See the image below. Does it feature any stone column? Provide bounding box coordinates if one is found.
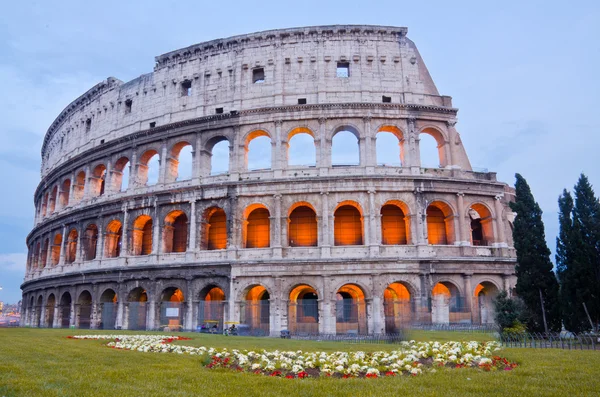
[318,118,330,174]
[419,273,430,323]
[158,140,168,185]
[446,120,459,169]
[68,171,76,206]
[188,200,197,252]
[414,191,427,245]
[407,117,420,174]
[363,116,376,172]
[121,208,129,256]
[82,165,91,200]
[193,134,202,182]
[367,190,378,256]
[69,299,76,327]
[494,195,507,247]
[184,280,194,331]
[58,225,68,267]
[152,202,161,254]
[320,192,330,257]
[456,193,467,245]
[39,303,46,328]
[463,274,473,323]
[273,120,283,177]
[52,302,60,328]
[146,300,156,331]
[96,219,104,259]
[129,149,138,188]
[272,194,282,258]
[116,286,125,329]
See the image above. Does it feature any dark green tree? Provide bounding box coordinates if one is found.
[493,290,527,332]
[509,173,561,332]
[571,174,600,330]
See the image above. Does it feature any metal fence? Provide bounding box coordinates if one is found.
[500,332,600,350]
[289,332,406,344]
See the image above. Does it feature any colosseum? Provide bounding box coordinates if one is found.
[21,25,517,335]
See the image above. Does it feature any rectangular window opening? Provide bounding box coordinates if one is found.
[85,119,91,133]
[253,68,265,84]
[382,96,392,103]
[298,98,307,105]
[149,122,156,128]
[215,107,224,114]
[181,80,192,96]
[124,99,132,114]
[336,62,350,78]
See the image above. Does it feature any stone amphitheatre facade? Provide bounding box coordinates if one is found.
[22,25,517,335]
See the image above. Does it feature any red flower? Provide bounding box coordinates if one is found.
[385,371,396,377]
[298,371,309,379]
[366,373,378,378]
[286,375,294,379]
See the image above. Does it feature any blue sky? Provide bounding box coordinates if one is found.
[0,0,598,303]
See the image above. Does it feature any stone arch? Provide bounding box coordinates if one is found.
[381,200,411,245]
[206,136,230,175]
[98,288,118,330]
[40,239,49,268]
[48,186,58,214]
[198,284,227,331]
[431,280,465,324]
[288,202,318,247]
[426,200,456,245]
[468,202,494,246]
[41,192,49,217]
[59,178,71,207]
[334,201,364,246]
[159,286,185,331]
[163,210,188,253]
[82,224,98,261]
[59,291,72,328]
[244,130,272,171]
[77,290,92,329]
[104,220,123,258]
[419,126,448,168]
[287,127,316,167]
[90,164,107,197]
[202,207,227,250]
[65,228,78,264]
[138,149,160,186]
[376,125,405,166]
[51,233,62,266]
[335,283,368,335]
[331,125,360,166]
[473,281,500,325]
[73,170,86,202]
[243,204,270,248]
[112,156,130,192]
[126,287,148,330]
[240,284,271,335]
[45,293,56,328]
[288,283,319,334]
[132,215,153,255]
[167,140,193,183]
[35,295,43,327]
[384,281,415,333]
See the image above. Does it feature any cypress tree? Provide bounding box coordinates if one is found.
[509,173,561,332]
[571,174,600,330]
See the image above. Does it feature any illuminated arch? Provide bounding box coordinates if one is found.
[104,220,123,258]
[206,136,230,175]
[336,284,367,334]
[132,215,153,255]
[167,141,193,183]
[468,203,494,246]
[426,201,455,245]
[288,202,318,247]
[473,281,500,325]
[164,210,188,253]
[65,229,78,264]
[244,130,272,171]
[376,125,405,166]
[202,207,227,250]
[244,204,270,248]
[51,233,62,266]
[334,201,364,246]
[381,200,410,245]
[59,179,71,207]
[288,284,319,334]
[73,171,86,202]
[287,127,316,167]
[242,285,271,334]
[139,149,160,186]
[91,164,107,197]
[113,156,130,192]
[82,224,98,260]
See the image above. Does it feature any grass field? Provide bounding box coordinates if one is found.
[1,328,599,397]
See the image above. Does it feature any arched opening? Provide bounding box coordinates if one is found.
[332,129,359,166]
[336,284,367,335]
[27,297,34,325]
[40,239,49,268]
[474,282,499,324]
[167,142,193,183]
[59,179,71,207]
[431,282,466,324]
[383,282,413,333]
[198,286,226,332]
[65,229,78,264]
[288,204,318,247]
[45,294,56,328]
[48,186,58,214]
[33,242,41,270]
[208,137,230,175]
[73,171,86,202]
[419,128,446,168]
[376,126,404,166]
[77,291,92,329]
[203,208,227,250]
[83,224,98,261]
[287,129,316,166]
[334,203,363,246]
[469,204,494,246]
[159,287,185,331]
[59,292,72,328]
[91,164,107,197]
[246,132,271,171]
[104,220,122,258]
[113,157,130,192]
[41,193,48,217]
[35,296,43,327]
[426,202,455,245]
[132,215,153,255]
[242,285,270,335]
[244,206,270,248]
[99,289,117,330]
[127,287,148,330]
[163,211,188,253]
[51,234,62,266]
[381,203,409,245]
[288,284,318,334]
[139,150,160,186]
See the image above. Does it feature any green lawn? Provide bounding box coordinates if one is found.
[1,328,599,397]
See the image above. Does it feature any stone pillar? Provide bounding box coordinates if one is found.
[52,303,60,328]
[146,300,156,331]
[456,193,467,245]
[320,192,330,256]
[69,299,76,327]
[82,165,91,200]
[188,200,197,251]
[363,116,376,171]
[116,290,125,329]
[227,143,236,178]
[414,191,427,245]
[152,202,161,254]
[407,117,420,174]
[193,134,202,182]
[367,190,378,256]
[419,273,430,323]
[184,280,194,331]
[58,225,68,267]
[96,220,104,259]
[157,140,168,185]
[463,274,473,323]
[121,208,129,256]
[318,118,330,174]
[75,226,82,263]
[129,149,138,188]
[272,194,282,258]
[39,303,46,328]
[273,120,283,177]
[68,171,76,206]
[446,120,459,169]
[494,195,508,247]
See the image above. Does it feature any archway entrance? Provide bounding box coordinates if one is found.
[336,284,367,335]
[159,287,185,331]
[198,286,226,332]
[288,285,319,334]
[35,296,43,327]
[127,287,147,330]
[474,282,499,324]
[77,291,92,329]
[383,282,412,333]
[431,282,467,324]
[99,289,118,330]
[59,292,72,328]
[45,294,56,328]
[241,285,270,335]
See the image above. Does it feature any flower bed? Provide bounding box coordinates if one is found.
[69,335,517,379]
